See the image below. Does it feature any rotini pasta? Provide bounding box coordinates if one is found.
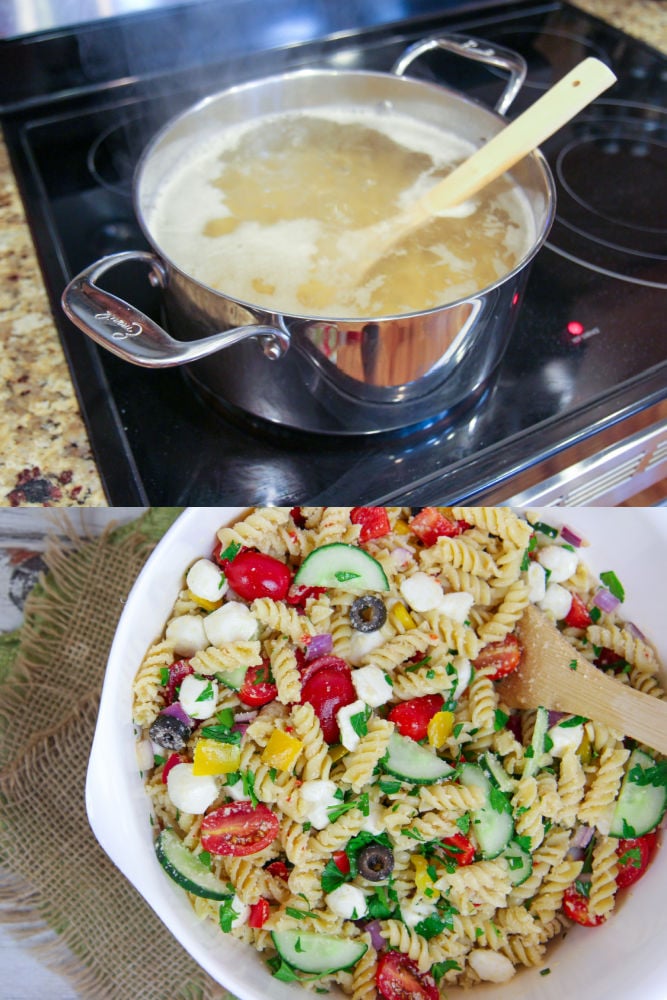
[132,506,665,998]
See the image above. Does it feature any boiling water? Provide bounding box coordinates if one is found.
[148,107,536,318]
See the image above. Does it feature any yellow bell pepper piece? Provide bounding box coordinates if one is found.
[393,519,411,535]
[328,743,349,763]
[390,602,417,631]
[186,588,223,612]
[192,737,241,775]
[427,710,455,748]
[261,729,304,772]
[577,728,593,766]
[412,855,440,899]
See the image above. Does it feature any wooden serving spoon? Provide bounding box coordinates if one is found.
[357,56,617,277]
[497,604,667,756]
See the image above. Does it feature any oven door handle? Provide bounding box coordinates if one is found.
[61,251,290,368]
[392,32,527,116]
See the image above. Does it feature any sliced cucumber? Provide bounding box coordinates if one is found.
[459,762,514,859]
[483,751,515,794]
[155,828,231,899]
[294,543,389,592]
[523,705,549,778]
[609,748,667,838]
[216,664,249,692]
[272,930,367,975]
[499,841,533,886]
[382,730,455,785]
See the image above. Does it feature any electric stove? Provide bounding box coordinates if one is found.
[1,0,665,504]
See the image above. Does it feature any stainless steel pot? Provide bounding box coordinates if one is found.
[62,34,555,435]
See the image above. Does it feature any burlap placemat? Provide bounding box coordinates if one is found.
[0,509,234,1000]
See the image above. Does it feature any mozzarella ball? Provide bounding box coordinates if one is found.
[325,884,369,920]
[167,762,218,814]
[548,720,584,757]
[400,572,444,613]
[352,665,393,707]
[526,561,547,602]
[186,558,227,603]
[539,582,573,620]
[537,544,579,584]
[165,614,208,656]
[438,590,474,623]
[204,601,258,645]
[348,629,385,666]
[299,779,339,829]
[468,950,516,983]
[178,673,218,720]
[337,699,367,752]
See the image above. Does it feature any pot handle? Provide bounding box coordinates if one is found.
[61,250,290,368]
[392,33,527,116]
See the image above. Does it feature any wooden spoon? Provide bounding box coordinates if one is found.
[497,604,667,755]
[358,57,617,276]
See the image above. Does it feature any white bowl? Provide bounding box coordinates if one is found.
[86,506,667,1000]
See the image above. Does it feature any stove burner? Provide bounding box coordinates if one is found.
[546,104,667,287]
[556,125,667,245]
[481,27,608,89]
[87,116,150,195]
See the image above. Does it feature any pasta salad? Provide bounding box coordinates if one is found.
[132,506,666,997]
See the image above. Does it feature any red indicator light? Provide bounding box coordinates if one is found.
[567,320,585,337]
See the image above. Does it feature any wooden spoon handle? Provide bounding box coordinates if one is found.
[528,656,667,755]
[405,57,617,227]
[499,605,667,756]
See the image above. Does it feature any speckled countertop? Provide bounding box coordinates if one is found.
[0,0,665,507]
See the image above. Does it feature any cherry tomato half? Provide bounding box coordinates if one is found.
[562,884,606,927]
[439,833,475,867]
[387,694,444,742]
[299,653,351,687]
[225,551,292,601]
[285,583,327,608]
[332,849,351,874]
[350,506,391,541]
[301,667,357,743]
[409,507,468,547]
[265,859,290,881]
[165,659,194,703]
[248,897,270,928]
[376,951,439,1000]
[616,831,659,888]
[161,752,184,784]
[201,801,279,856]
[474,634,522,681]
[564,593,593,629]
[239,660,278,707]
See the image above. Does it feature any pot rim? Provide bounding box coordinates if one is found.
[132,66,557,324]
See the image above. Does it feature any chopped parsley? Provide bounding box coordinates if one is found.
[599,570,625,602]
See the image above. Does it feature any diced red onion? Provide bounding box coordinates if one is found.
[593,587,621,614]
[161,702,193,727]
[626,621,646,641]
[232,722,250,737]
[364,919,387,951]
[306,633,333,660]
[571,825,595,850]
[233,709,258,724]
[547,710,567,727]
[560,524,585,548]
[391,546,413,567]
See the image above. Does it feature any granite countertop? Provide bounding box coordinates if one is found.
[0,0,665,507]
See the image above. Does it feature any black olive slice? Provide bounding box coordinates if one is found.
[356,842,394,881]
[349,595,387,633]
[149,713,191,750]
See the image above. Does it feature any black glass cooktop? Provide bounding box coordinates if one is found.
[1,0,665,503]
